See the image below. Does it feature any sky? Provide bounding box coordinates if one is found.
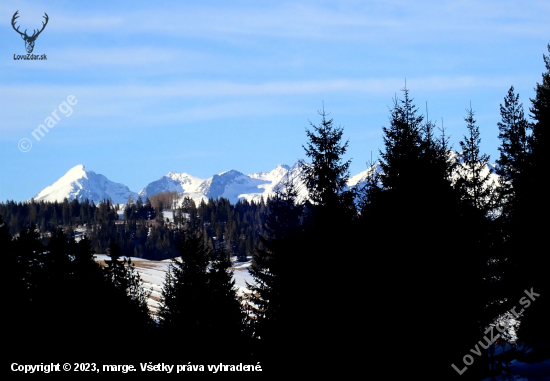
[1,0,549,202]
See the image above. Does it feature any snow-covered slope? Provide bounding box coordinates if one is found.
[347,162,382,188]
[33,165,138,204]
[93,254,254,316]
[244,161,309,203]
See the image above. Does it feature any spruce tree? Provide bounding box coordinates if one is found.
[456,104,506,333]
[104,240,128,290]
[246,176,302,357]
[511,45,550,347]
[297,106,359,368]
[529,44,550,164]
[302,106,353,216]
[379,88,424,192]
[456,104,497,214]
[495,86,531,216]
[494,86,532,300]
[359,86,488,379]
[207,246,247,352]
[103,240,152,341]
[157,230,211,353]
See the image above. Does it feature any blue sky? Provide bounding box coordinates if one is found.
[1,0,549,201]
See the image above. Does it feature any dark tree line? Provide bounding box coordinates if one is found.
[0,198,104,234]
[174,196,267,262]
[1,194,267,262]
[3,217,154,362]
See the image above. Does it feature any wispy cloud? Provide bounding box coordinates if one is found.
[0,73,532,136]
[5,1,548,42]
[0,75,527,100]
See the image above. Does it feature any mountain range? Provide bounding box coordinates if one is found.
[32,161,375,206]
[31,153,498,206]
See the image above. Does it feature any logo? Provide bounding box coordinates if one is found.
[11,10,48,54]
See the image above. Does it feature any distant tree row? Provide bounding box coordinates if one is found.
[174,196,267,262]
[0,193,267,261]
[0,198,112,234]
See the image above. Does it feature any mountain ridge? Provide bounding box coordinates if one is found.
[31,154,497,206]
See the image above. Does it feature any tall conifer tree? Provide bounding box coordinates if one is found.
[302,106,354,218]
[456,104,497,214]
[361,86,488,379]
[158,231,211,354]
[510,45,550,346]
[246,177,302,357]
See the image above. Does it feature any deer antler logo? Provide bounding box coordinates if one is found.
[12,11,49,54]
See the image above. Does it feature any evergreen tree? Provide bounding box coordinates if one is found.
[207,246,247,352]
[294,106,358,368]
[456,104,498,214]
[529,44,550,165]
[301,106,353,217]
[358,86,488,379]
[455,104,506,332]
[158,230,211,354]
[104,240,127,290]
[511,45,550,347]
[246,177,302,357]
[379,88,424,191]
[495,86,531,218]
[94,240,150,346]
[494,86,532,302]
[104,241,152,323]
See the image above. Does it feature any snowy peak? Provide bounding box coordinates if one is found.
[218,169,243,177]
[166,171,203,186]
[63,164,88,181]
[139,171,205,199]
[33,165,138,205]
[250,164,292,180]
[198,170,248,199]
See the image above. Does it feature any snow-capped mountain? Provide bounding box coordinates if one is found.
[138,161,310,205]
[139,171,206,199]
[32,165,138,205]
[242,161,309,203]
